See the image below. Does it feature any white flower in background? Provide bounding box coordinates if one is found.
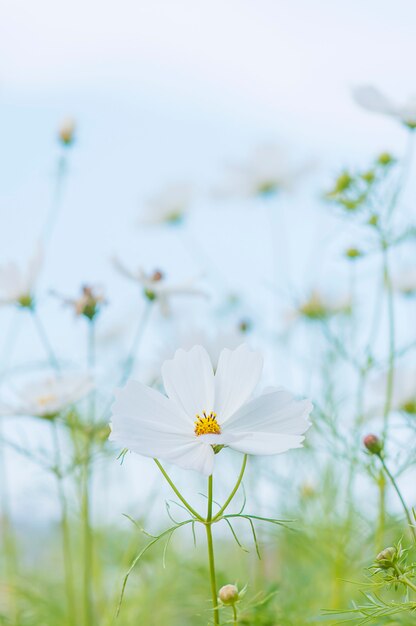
[52,284,106,320]
[288,290,352,322]
[0,244,43,308]
[352,85,416,129]
[391,269,416,297]
[138,183,191,226]
[366,369,416,418]
[0,373,93,419]
[58,117,76,147]
[110,344,312,475]
[217,144,312,199]
[113,257,207,315]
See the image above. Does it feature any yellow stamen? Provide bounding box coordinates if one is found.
[37,394,56,407]
[194,411,221,436]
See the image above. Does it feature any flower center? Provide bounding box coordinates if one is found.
[194,411,221,436]
[37,393,56,407]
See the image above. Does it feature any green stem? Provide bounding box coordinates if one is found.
[232,604,238,626]
[81,450,93,626]
[393,564,416,593]
[83,320,95,626]
[43,153,68,245]
[375,469,386,553]
[51,421,76,626]
[206,475,220,626]
[0,423,19,623]
[31,309,60,372]
[379,455,416,543]
[154,459,203,521]
[381,246,395,441]
[119,302,153,386]
[213,455,247,521]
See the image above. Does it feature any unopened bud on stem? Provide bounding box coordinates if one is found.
[363,433,383,455]
[218,584,239,605]
[376,546,397,569]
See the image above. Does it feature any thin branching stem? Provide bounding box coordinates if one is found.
[378,454,416,544]
[154,459,203,521]
[213,455,247,521]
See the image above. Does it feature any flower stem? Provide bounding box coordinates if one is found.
[213,455,247,521]
[51,421,76,626]
[119,302,153,386]
[378,454,416,543]
[83,319,95,626]
[31,309,60,372]
[154,459,203,521]
[381,245,395,441]
[232,604,238,626]
[81,451,93,626]
[43,153,68,245]
[206,474,220,626]
[393,563,416,593]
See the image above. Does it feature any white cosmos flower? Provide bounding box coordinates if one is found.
[366,369,416,418]
[352,85,416,129]
[287,290,352,323]
[217,144,312,199]
[110,344,312,476]
[391,269,416,297]
[138,183,191,226]
[0,244,43,307]
[113,257,207,315]
[0,373,93,419]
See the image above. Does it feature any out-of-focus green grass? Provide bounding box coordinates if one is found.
[0,460,409,626]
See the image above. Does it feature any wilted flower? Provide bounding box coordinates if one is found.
[110,344,312,475]
[0,244,42,308]
[113,257,207,315]
[217,144,311,200]
[58,118,76,146]
[138,183,191,226]
[0,373,93,420]
[352,85,416,130]
[54,285,106,321]
[218,584,239,605]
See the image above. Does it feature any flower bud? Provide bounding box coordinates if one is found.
[368,214,379,227]
[238,319,252,334]
[58,118,76,147]
[334,172,353,193]
[376,546,397,569]
[361,170,375,184]
[377,152,394,167]
[218,584,239,605]
[345,247,362,260]
[363,433,383,455]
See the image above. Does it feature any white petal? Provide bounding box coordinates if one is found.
[110,382,215,474]
[111,380,190,434]
[162,345,215,418]
[222,388,312,456]
[230,432,305,455]
[165,440,215,475]
[352,85,396,116]
[224,387,312,433]
[214,344,263,423]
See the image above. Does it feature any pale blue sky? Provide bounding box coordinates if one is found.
[1,0,416,521]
